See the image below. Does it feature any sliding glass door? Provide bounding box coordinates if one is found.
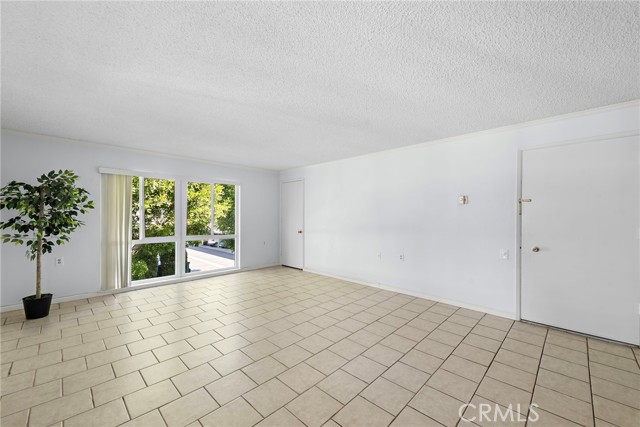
[130,176,238,285]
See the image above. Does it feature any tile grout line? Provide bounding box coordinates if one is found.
[534,366,590,392]
[589,358,640,376]
[524,326,548,427]
[585,340,599,427]
[119,391,134,425]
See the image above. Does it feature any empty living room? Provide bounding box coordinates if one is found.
[1,2,639,427]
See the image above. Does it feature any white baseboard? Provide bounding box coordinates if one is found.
[303,267,518,320]
[0,263,280,313]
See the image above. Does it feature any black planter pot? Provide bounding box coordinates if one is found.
[22,293,53,319]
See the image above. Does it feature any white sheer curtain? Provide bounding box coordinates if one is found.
[103,174,132,290]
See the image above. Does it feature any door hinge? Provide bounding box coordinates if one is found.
[518,198,532,215]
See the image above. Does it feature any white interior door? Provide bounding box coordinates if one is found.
[281,180,304,269]
[520,136,639,344]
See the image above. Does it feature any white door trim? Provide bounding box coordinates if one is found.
[515,130,640,322]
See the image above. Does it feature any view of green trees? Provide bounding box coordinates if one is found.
[214,183,235,236]
[186,182,212,236]
[144,178,175,237]
[131,177,236,281]
[132,176,140,240]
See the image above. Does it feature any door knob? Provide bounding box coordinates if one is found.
[297,230,303,234]
[531,246,540,252]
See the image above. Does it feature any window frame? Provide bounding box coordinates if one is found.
[130,173,240,286]
[181,180,239,277]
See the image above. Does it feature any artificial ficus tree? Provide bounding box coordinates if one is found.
[0,170,94,299]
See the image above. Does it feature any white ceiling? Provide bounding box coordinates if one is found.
[2,2,639,170]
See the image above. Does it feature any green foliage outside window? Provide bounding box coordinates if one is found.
[187,182,212,236]
[131,242,176,281]
[131,178,236,281]
[132,176,140,240]
[214,184,235,251]
[144,178,175,237]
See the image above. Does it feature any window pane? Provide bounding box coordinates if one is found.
[214,184,235,235]
[131,242,176,281]
[185,239,235,273]
[132,176,140,240]
[187,182,212,236]
[144,178,175,237]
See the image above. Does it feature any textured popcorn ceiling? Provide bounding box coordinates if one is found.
[2,2,639,170]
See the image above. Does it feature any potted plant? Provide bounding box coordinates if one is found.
[0,170,94,319]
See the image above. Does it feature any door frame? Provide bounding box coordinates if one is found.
[515,130,639,322]
[280,178,305,269]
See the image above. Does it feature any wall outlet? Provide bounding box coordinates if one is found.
[378,252,382,260]
[55,257,64,266]
[399,253,405,262]
[499,249,509,260]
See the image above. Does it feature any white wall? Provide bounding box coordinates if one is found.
[281,101,640,318]
[0,131,280,307]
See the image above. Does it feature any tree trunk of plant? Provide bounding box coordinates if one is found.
[36,186,45,300]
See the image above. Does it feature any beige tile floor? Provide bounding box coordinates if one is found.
[1,267,639,427]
